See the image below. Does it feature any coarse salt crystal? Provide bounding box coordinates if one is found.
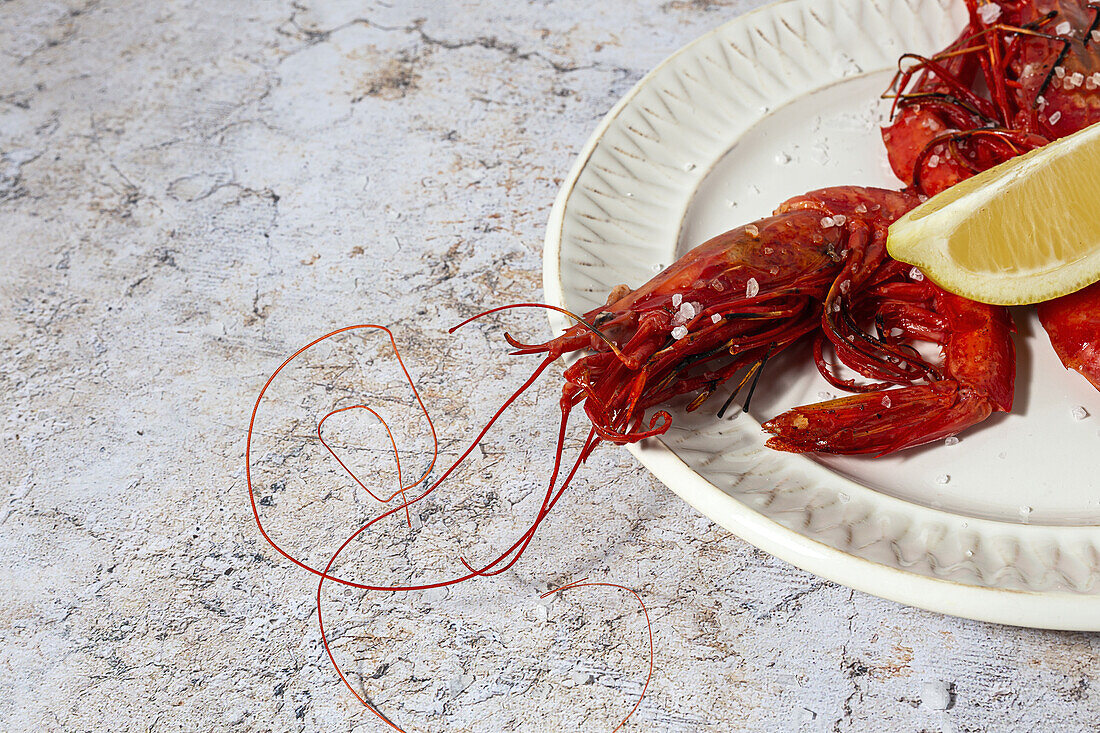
[570,670,594,686]
[1093,30,1100,43]
[935,474,951,485]
[679,301,697,320]
[1055,66,1067,78]
[1071,72,1085,87]
[820,216,835,228]
[977,2,1001,23]
[944,436,959,446]
[1050,110,1062,125]
[672,293,683,307]
[818,391,835,400]
[839,279,851,294]
[745,277,759,298]
[881,394,892,408]
[671,325,688,340]
[928,154,940,168]
[1072,405,1090,420]
[909,266,924,281]
[855,203,867,213]
[1037,95,1047,108]
[711,313,722,324]
[1056,21,1072,36]
[832,214,846,226]
[745,224,760,238]
[921,680,952,710]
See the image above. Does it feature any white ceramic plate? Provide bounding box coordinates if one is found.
[543,0,1100,629]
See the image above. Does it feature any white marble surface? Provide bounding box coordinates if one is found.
[2,1,1098,731]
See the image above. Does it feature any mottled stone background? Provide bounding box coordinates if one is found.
[2,1,1097,731]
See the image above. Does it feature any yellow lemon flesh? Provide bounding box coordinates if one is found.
[886,120,1100,306]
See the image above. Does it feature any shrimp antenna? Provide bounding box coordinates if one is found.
[716,344,775,419]
[739,343,774,414]
[449,302,623,357]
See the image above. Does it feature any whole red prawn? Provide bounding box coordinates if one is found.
[250,0,1100,720]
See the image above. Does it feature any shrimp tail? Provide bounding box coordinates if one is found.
[1038,281,1100,392]
[762,381,993,455]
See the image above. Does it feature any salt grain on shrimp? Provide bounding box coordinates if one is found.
[745,277,759,298]
[977,3,1001,23]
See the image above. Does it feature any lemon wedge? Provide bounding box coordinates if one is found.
[886,120,1100,306]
